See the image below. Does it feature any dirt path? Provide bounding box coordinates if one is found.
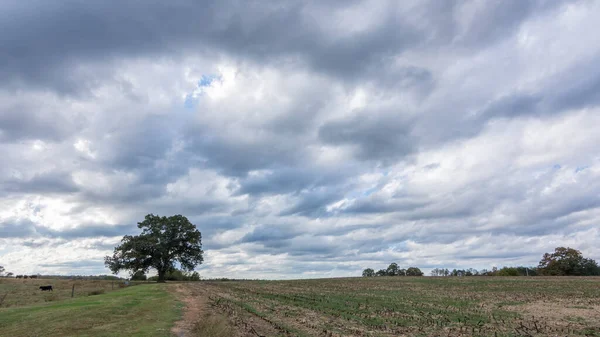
[169,283,282,337]
[171,283,207,337]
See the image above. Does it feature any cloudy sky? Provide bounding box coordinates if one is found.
[1,0,599,279]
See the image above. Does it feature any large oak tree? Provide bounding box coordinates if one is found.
[538,247,599,276]
[105,214,203,282]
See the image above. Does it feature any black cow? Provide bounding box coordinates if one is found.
[39,285,53,291]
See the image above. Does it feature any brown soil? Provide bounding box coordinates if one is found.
[171,283,207,337]
[503,299,600,336]
[171,279,600,337]
[507,300,600,322]
[169,283,282,337]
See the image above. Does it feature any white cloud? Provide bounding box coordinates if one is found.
[1,0,599,278]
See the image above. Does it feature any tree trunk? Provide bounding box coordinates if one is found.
[157,270,166,283]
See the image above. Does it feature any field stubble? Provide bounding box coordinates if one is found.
[182,277,600,337]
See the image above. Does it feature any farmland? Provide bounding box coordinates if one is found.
[0,278,179,337]
[2,276,600,336]
[0,277,147,307]
[180,277,600,337]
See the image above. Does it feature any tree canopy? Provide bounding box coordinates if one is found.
[130,270,147,281]
[386,263,399,276]
[147,269,200,281]
[375,269,387,277]
[538,247,599,276]
[105,214,204,282]
[362,268,375,277]
[362,263,424,277]
[406,267,424,276]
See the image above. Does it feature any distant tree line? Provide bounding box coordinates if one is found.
[143,269,201,281]
[362,247,599,278]
[362,263,424,277]
[429,266,538,277]
[14,275,39,279]
[0,266,13,278]
[2,273,124,280]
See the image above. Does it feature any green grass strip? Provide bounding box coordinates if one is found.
[0,284,181,337]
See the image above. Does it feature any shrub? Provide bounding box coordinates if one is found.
[131,271,147,281]
[497,267,519,276]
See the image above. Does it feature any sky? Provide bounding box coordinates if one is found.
[1,0,600,279]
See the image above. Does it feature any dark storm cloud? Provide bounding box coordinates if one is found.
[477,59,600,121]
[193,217,243,241]
[2,172,78,195]
[341,196,430,214]
[244,236,344,257]
[235,221,416,261]
[319,113,415,162]
[0,219,37,238]
[0,0,413,93]
[549,59,600,112]
[279,189,343,217]
[241,224,300,244]
[0,218,136,239]
[183,128,307,177]
[0,102,80,142]
[479,93,543,119]
[454,0,560,47]
[1,0,567,95]
[236,166,354,196]
[96,113,195,181]
[37,224,138,239]
[2,0,600,278]
[103,117,178,171]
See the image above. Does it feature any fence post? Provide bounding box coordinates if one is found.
[71,284,75,298]
[0,293,8,307]
[112,281,114,290]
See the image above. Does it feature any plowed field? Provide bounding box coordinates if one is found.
[175,277,600,337]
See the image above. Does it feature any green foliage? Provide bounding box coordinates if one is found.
[430,268,450,276]
[386,263,399,276]
[496,267,519,276]
[0,283,179,337]
[375,269,387,277]
[406,267,424,276]
[147,269,200,281]
[362,268,375,277]
[130,271,147,281]
[189,271,201,281]
[104,214,204,282]
[538,247,600,276]
[364,264,423,277]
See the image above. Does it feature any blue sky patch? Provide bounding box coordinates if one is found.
[199,74,218,87]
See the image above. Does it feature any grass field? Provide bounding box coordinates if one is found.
[0,278,146,308]
[0,280,180,337]
[190,276,600,337]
